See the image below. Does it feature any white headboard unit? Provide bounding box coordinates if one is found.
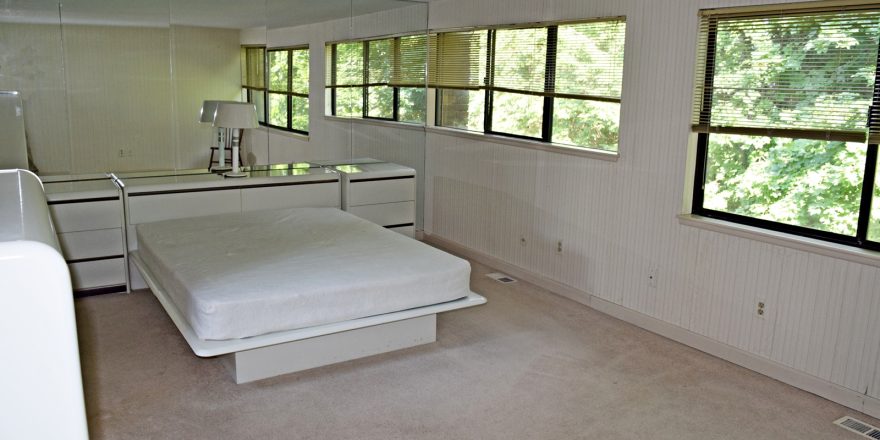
[0,169,89,440]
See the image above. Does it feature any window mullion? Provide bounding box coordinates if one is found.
[363,41,369,118]
[287,49,293,130]
[484,29,495,133]
[331,44,338,116]
[857,145,878,241]
[542,26,558,142]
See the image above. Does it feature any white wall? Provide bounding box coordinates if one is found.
[423,0,880,416]
[0,22,240,174]
[244,3,429,227]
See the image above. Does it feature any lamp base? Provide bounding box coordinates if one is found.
[212,165,232,173]
[224,171,248,178]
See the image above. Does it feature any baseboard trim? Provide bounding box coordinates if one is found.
[423,233,880,420]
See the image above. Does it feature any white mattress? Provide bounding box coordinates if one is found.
[136,208,471,340]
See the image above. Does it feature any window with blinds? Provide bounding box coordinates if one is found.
[325,34,428,123]
[432,18,626,151]
[691,3,880,250]
[266,46,309,134]
[241,46,266,123]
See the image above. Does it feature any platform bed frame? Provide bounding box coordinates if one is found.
[130,251,486,383]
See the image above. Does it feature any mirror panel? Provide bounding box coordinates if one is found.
[1,0,430,233]
[262,0,352,164]
[60,0,172,173]
[0,0,70,174]
[169,0,262,170]
[350,1,428,229]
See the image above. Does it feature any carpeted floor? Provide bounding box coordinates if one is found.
[75,259,875,440]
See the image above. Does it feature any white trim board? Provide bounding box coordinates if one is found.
[422,233,880,420]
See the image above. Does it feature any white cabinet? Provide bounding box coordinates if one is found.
[317,161,417,237]
[43,178,127,295]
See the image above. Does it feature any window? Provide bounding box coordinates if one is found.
[241,46,266,123]
[267,47,309,134]
[241,45,309,134]
[432,19,626,152]
[325,34,428,123]
[691,5,880,250]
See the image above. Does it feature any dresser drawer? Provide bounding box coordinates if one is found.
[57,229,124,261]
[241,182,339,212]
[348,177,415,207]
[128,189,240,224]
[348,201,414,227]
[49,200,122,233]
[69,258,126,290]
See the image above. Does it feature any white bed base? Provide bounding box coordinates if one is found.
[130,251,486,383]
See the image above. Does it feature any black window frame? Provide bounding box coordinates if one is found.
[264,46,309,135]
[328,37,414,123]
[691,15,880,252]
[434,22,624,150]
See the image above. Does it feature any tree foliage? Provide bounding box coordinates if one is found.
[704,14,880,237]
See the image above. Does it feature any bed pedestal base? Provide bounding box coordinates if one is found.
[222,314,436,384]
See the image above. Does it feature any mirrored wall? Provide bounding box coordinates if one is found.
[0,0,428,182]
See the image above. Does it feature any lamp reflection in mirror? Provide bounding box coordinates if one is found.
[213,102,258,178]
[199,100,232,172]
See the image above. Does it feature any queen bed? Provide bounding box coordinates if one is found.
[130,207,485,383]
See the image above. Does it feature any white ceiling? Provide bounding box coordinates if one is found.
[0,0,427,28]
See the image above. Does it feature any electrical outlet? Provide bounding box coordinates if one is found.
[647,267,658,288]
[556,240,563,254]
[118,149,133,158]
[756,300,766,318]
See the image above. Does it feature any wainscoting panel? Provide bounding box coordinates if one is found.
[423,0,880,411]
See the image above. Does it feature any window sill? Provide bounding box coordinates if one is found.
[425,126,619,161]
[323,115,427,132]
[678,214,880,268]
[255,125,309,142]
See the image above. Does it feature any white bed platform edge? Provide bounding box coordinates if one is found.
[130,251,486,383]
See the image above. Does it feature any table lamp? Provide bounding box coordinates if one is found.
[199,100,232,172]
[213,102,258,178]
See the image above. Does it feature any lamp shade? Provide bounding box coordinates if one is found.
[199,100,220,123]
[213,102,258,129]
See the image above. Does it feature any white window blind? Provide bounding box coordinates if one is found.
[692,7,880,143]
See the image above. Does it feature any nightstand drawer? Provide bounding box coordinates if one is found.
[57,229,124,261]
[69,258,126,290]
[49,200,122,232]
[348,201,414,227]
[349,177,415,206]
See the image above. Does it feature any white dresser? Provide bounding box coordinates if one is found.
[43,176,127,295]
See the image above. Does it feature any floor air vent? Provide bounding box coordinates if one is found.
[486,272,517,284]
[835,416,880,439]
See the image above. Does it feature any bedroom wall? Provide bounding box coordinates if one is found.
[422,0,880,416]
[0,20,240,174]
[243,2,429,228]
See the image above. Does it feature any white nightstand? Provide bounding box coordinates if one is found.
[313,160,416,237]
[42,176,127,295]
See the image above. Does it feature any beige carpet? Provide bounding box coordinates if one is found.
[75,259,876,440]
